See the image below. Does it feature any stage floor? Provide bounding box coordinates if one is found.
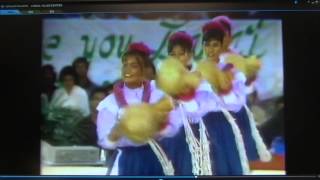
[41,166,286,175]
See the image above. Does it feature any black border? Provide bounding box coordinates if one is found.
[0,1,319,176]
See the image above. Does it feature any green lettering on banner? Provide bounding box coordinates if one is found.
[232,20,267,58]
[193,33,203,61]
[81,35,97,60]
[43,51,52,61]
[248,20,265,56]
[152,21,188,60]
[117,35,133,58]
[232,31,244,51]
[43,34,61,61]
[100,35,116,58]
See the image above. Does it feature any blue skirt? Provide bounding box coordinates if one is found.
[118,145,165,176]
[160,125,197,175]
[231,106,259,161]
[203,111,243,175]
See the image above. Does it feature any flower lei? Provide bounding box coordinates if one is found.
[113,80,151,108]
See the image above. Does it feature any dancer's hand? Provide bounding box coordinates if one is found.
[108,125,122,142]
[193,70,202,79]
[172,99,180,108]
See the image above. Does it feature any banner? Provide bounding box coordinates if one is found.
[42,19,283,100]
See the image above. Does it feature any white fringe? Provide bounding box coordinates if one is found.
[199,118,213,175]
[244,105,272,162]
[148,139,174,175]
[220,108,250,175]
[178,103,201,175]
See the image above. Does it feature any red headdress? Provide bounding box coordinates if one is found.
[169,31,195,49]
[128,42,154,57]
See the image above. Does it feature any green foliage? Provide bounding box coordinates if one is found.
[41,107,95,146]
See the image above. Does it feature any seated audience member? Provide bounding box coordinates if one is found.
[50,66,90,117]
[72,57,97,94]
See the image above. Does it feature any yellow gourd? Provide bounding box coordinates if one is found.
[118,97,174,144]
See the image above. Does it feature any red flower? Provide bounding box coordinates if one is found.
[169,31,195,49]
[212,15,232,36]
[128,42,153,57]
[202,20,226,34]
[176,88,196,102]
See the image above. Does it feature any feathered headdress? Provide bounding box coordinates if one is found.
[118,97,174,144]
[224,54,262,85]
[197,60,234,95]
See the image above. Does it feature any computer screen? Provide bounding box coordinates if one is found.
[0,0,319,179]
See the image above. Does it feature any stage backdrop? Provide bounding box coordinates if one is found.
[42,19,283,100]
